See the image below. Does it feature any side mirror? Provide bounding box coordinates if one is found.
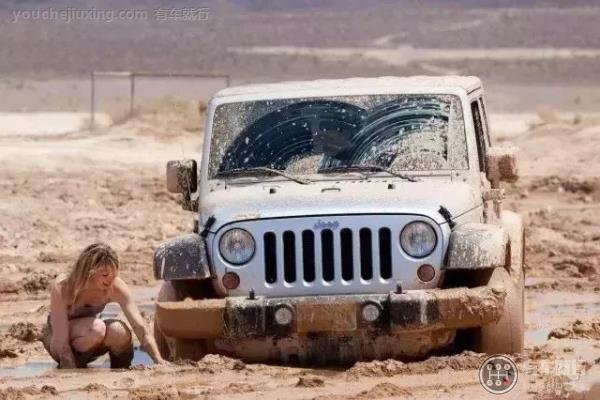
[485,147,519,187]
[166,159,198,211]
[166,159,197,193]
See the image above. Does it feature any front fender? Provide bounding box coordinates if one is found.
[446,223,509,270]
[153,234,212,280]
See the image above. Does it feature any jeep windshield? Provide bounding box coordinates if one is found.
[209,94,468,181]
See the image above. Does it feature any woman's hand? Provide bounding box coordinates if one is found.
[153,355,168,365]
[140,332,167,365]
[58,347,77,369]
[111,278,168,365]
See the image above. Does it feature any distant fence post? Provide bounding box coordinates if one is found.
[130,72,136,119]
[90,71,96,128]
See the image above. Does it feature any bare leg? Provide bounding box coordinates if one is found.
[64,318,108,367]
[103,319,134,368]
[69,318,106,353]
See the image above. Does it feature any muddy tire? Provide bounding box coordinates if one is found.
[153,318,170,358]
[154,281,211,362]
[475,266,525,354]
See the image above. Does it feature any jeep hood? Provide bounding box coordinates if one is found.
[200,180,482,231]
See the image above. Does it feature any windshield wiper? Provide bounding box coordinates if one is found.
[217,167,310,185]
[319,164,419,182]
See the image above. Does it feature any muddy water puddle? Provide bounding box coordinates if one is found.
[526,290,600,345]
[0,362,55,379]
[0,349,153,380]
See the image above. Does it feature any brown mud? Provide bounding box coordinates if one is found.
[0,105,599,399]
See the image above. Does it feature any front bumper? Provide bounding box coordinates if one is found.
[155,284,506,340]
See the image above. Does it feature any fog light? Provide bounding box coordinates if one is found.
[222,272,240,289]
[274,306,293,326]
[417,264,436,282]
[361,302,381,323]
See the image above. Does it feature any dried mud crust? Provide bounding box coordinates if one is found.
[506,176,600,291]
[314,383,413,400]
[195,354,247,373]
[548,319,600,341]
[346,351,487,378]
[199,382,256,396]
[0,322,44,360]
[7,322,42,343]
[297,375,326,388]
[83,383,109,392]
[126,356,248,399]
[0,385,58,400]
[0,272,56,296]
[0,169,189,297]
[527,176,599,198]
[128,386,180,400]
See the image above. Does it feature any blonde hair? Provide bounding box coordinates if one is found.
[63,243,119,305]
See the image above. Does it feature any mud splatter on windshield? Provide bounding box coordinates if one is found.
[209,95,468,179]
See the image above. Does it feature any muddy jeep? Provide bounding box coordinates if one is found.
[153,76,524,363]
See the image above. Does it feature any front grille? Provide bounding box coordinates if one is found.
[213,215,444,296]
[263,227,393,285]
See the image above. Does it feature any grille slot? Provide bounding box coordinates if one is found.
[302,230,316,282]
[340,228,354,281]
[283,231,296,283]
[359,228,373,280]
[321,229,335,282]
[379,228,393,279]
[264,232,277,284]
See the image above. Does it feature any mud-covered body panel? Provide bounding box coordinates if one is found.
[446,223,509,270]
[200,180,481,230]
[155,284,506,340]
[153,234,211,280]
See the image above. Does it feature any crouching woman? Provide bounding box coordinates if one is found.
[42,243,165,368]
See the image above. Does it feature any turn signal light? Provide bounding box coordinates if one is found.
[417,264,435,282]
[222,272,241,289]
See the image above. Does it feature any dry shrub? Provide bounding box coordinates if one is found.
[536,107,561,124]
[135,97,205,133]
[107,96,206,135]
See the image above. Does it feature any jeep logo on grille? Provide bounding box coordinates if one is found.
[314,220,340,230]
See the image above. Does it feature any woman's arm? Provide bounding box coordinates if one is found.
[112,278,165,364]
[49,282,77,368]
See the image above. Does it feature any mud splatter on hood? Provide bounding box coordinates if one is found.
[200,179,481,231]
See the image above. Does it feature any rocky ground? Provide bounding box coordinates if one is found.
[0,99,599,399]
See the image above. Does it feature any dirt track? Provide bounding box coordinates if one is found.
[0,102,599,399]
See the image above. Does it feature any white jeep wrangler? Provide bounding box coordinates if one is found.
[153,76,524,363]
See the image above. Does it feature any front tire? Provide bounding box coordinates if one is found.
[154,281,211,361]
[475,266,525,354]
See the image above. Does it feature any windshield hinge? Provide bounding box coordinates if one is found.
[200,215,216,238]
[438,206,456,229]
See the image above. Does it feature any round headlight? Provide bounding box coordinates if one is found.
[219,228,255,265]
[400,222,437,258]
